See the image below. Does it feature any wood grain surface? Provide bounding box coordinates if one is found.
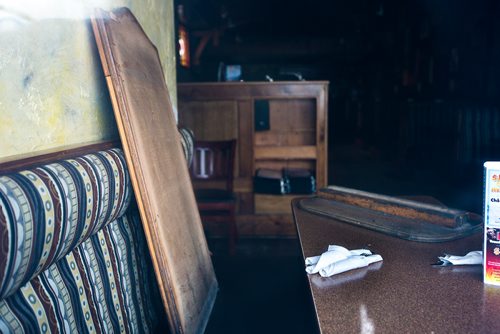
[91,8,217,334]
[0,140,119,174]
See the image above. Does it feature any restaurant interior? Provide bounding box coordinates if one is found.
[176,0,500,332]
[0,0,499,332]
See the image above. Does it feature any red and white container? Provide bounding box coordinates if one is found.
[483,162,500,285]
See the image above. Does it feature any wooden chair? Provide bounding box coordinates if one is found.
[190,139,238,254]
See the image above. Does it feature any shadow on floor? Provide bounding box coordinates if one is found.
[205,238,318,334]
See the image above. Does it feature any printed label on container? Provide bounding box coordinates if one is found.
[484,162,500,285]
[485,228,500,284]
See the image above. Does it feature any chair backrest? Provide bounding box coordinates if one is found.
[190,140,237,192]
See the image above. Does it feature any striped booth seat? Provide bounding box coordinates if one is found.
[0,148,164,333]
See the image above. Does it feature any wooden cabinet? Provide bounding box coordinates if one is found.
[178,81,328,236]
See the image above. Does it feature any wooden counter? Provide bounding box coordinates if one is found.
[178,81,328,236]
[292,198,497,334]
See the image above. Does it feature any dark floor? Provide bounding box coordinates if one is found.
[204,143,484,333]
[205,238,317,334]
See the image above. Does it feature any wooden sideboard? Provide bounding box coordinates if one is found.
[178,81,328,236]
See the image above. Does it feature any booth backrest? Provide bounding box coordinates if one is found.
[0,148,163,333]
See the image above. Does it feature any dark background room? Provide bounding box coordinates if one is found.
[176,0,500,215]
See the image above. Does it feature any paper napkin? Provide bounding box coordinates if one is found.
[305,245,383,277]
[437,250,482,266]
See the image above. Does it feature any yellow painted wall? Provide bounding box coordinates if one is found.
[0,0,177,161]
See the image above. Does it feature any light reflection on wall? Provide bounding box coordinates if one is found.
[0,0,177,160]
[0,1,110,21]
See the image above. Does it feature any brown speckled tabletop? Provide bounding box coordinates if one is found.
[292,199,499,334]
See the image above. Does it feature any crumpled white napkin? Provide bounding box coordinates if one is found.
[305,245,383,277]
[437,250,482,266]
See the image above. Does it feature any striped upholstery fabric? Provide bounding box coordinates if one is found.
[0,149,131,299]
[178,127,195,167]
[0,149,162,333]
[0,210,161,333]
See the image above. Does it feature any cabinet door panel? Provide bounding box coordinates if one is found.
[179,101,238,140]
